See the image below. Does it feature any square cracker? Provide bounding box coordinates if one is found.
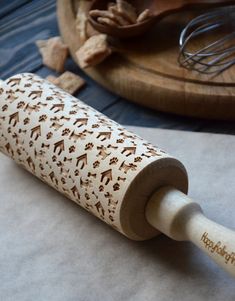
[46,72,86,95]
[36,37,68,73]
[76,34,112,68]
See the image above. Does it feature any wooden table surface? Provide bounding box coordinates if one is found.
[1,0,235,134]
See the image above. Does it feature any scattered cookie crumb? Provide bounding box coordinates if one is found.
[36,37,68,72]
[76,34,112,68]
[46,71,86,95]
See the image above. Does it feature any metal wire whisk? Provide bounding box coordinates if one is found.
[178,7,235,75]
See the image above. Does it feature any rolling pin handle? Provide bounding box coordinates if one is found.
[146,187,235,277]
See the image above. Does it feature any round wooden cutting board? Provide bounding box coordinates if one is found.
[57,0,235,120]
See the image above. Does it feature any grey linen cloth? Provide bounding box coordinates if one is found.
[0,127,235,301]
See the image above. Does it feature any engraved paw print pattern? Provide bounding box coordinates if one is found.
[0,73,187,240]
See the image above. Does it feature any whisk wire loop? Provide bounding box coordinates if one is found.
[179,6,235,75]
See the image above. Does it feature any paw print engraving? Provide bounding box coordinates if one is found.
[62,128,71,136]
[134,157,142,163]
[57,161,63,167]
[92,124,100,128]
[69,145,76,153]
[113,183,120,191]
[17,101,25,109]
[93,161,100,168]
[23,117,30,125]
[2,104,8,111]
[16,149,22,156]
[47,132,53,139]
[39,114,47,122]
[109,157,118,165]
[85,143,94,150]
[69,110,77,115]
[109,215,114,222]
[117,139,124,143]
[24,83,32,88]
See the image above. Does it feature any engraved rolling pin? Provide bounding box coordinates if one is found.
[0,73,235,277]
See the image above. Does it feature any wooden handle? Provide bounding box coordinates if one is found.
[181,0,235,9]
[152,0,235,18]
[146,187,235,277]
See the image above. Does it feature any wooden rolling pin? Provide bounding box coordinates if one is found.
[0,73,234,277]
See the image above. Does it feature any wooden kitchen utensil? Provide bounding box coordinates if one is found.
[0,73,235,277]
[89,0,235,38]
[57,0,235,120]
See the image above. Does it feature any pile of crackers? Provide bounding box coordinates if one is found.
[89,0,151,28]
[76,1,151,68]
[36,1,152,77]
